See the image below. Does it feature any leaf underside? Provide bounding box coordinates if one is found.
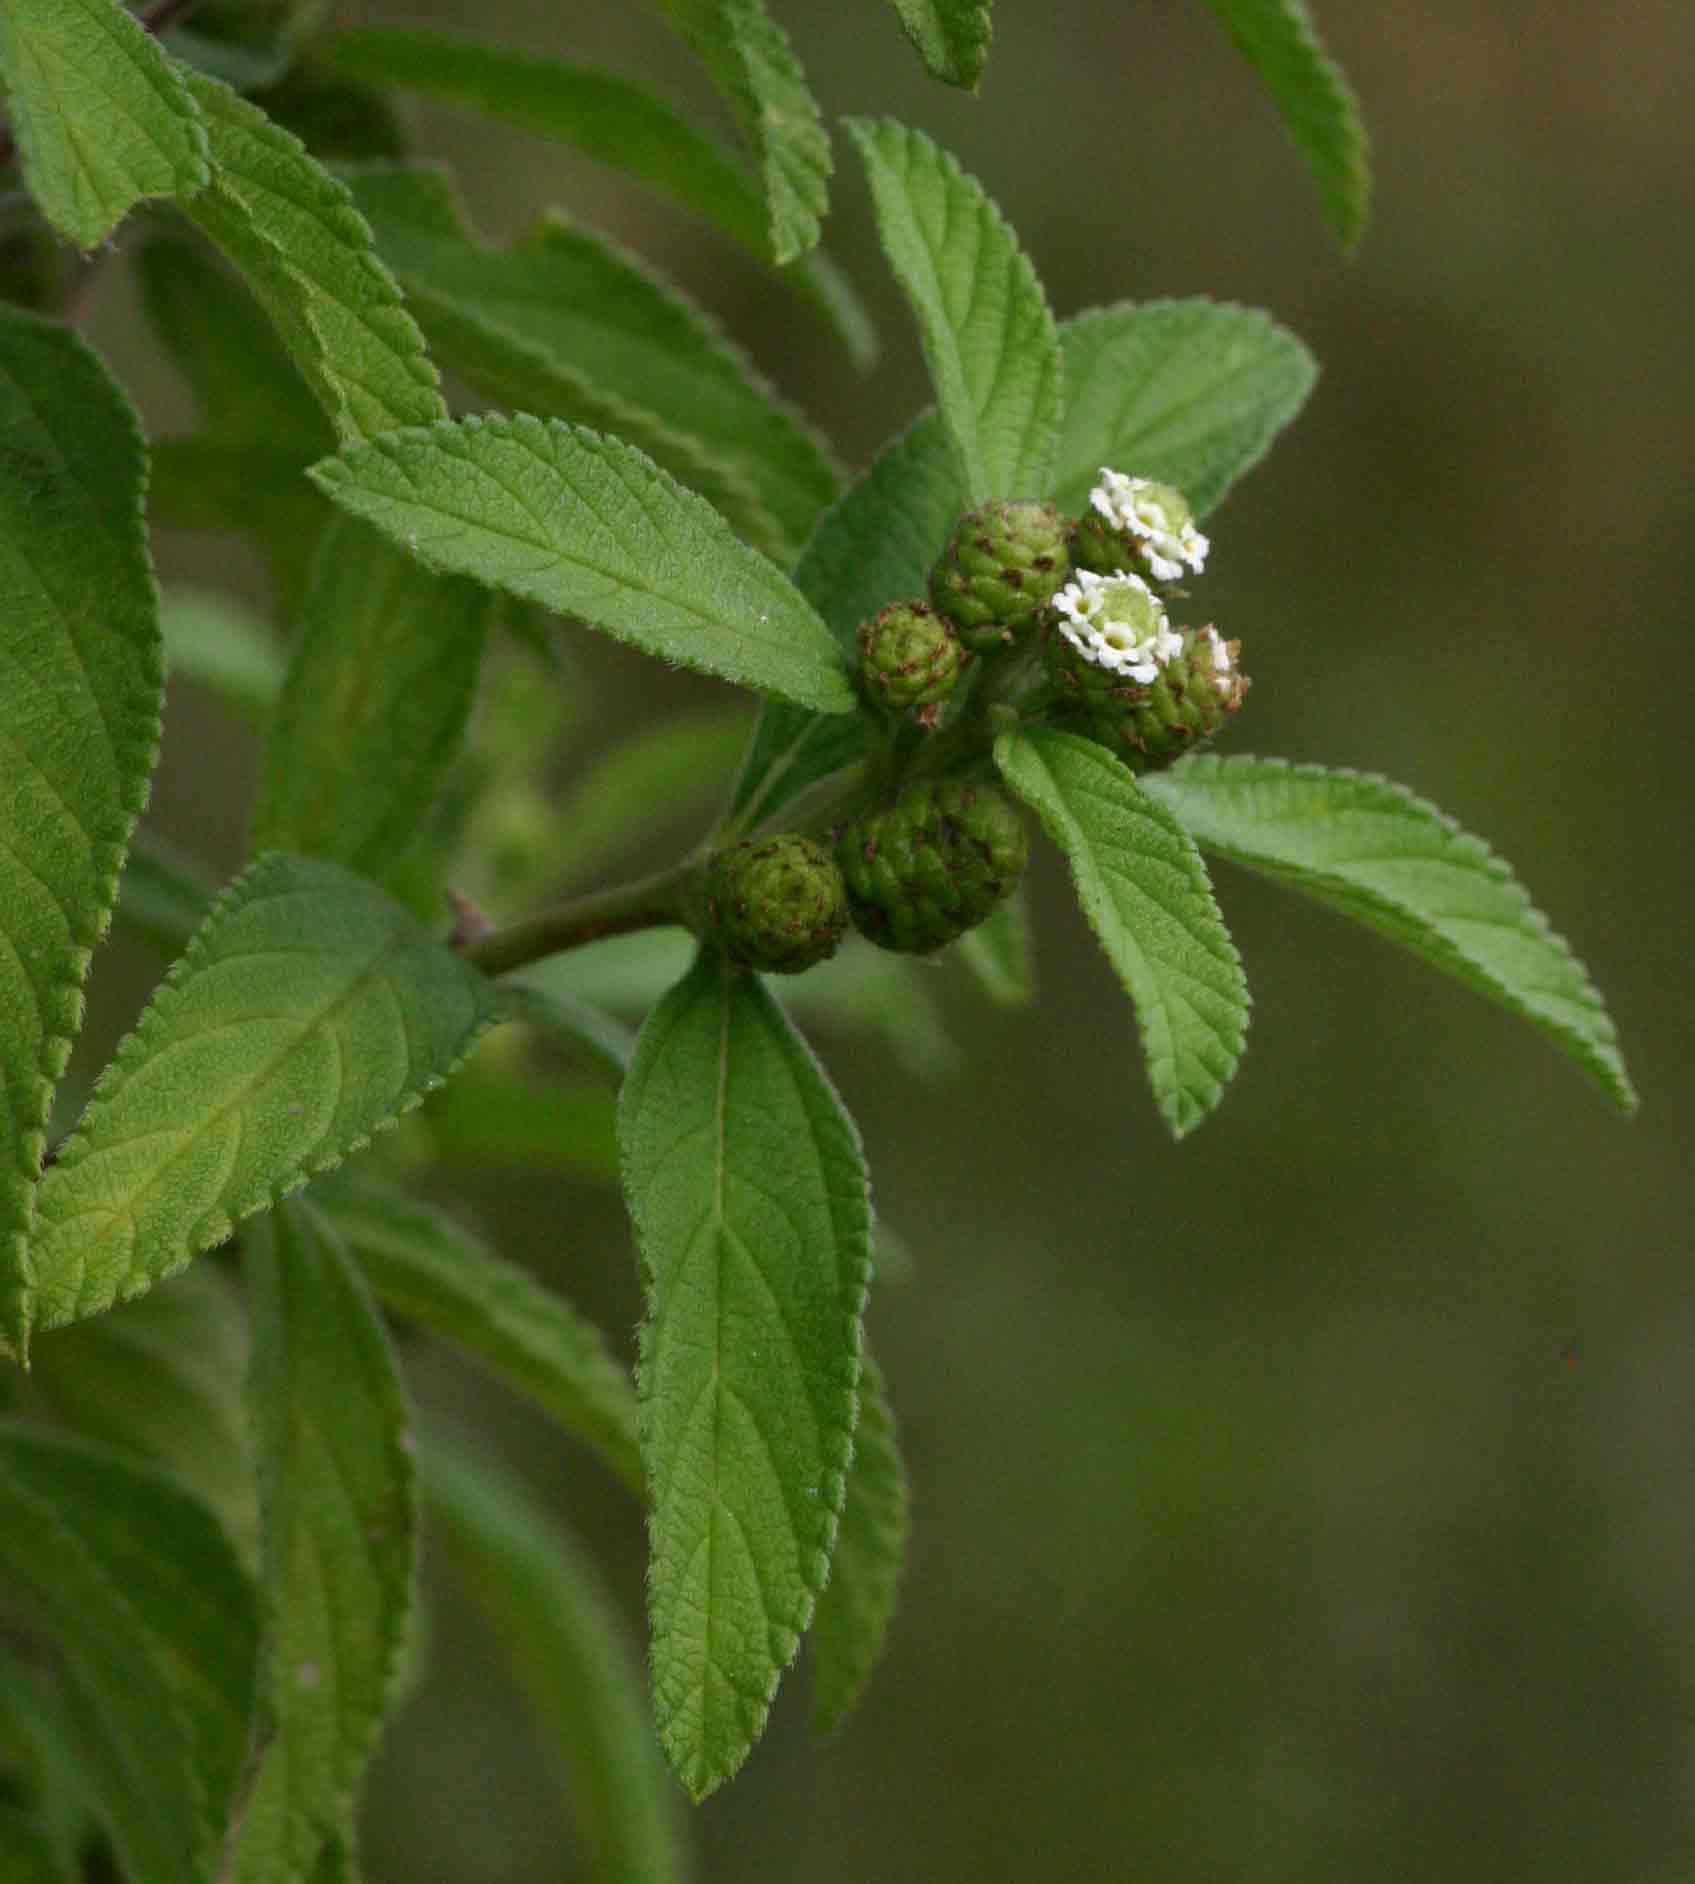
[0,0,209,247]
[0,312,165,1356]
[619,950,872,1796]
[995,728,1250,1136]
[1142,754,1636,1112]
[27,852,499,1334]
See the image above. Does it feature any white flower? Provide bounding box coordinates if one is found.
[1089,468,1210,581]
[1196,626,1235,697]
[1051,570,1183,682]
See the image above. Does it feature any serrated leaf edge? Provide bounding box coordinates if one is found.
[32,854,498,1330]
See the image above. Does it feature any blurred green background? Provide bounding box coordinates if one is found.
[76,0,1695,1877]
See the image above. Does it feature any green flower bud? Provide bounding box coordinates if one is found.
[706,835,849,974]
[837,779,1028,954]
[930,501,1071,652]
[858,599,968,711]
[1071,469,1209,588]
[1056,624,1250,774]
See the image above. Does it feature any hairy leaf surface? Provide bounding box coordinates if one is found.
[321,1178,642,1493]
[253,516,491,873]
[182,72,444,443]
[996,729,1249,1136]
[0,1444,218,1882]
[662,0,831,265]
[883,0,993,88]
[319,27,875,366]
[1143,755,1636,1112]
[0,313,165,1355]
[1196,0,1369,251]
[28,853,498,1333]
[232,1203,417,1881]
[0,1424,258,1823]
[346,163,839,563]
[730,411,962,828]
[311,414,854,713]
[809,1349,909,1737]
[0,0,208,246]
[847,119,1060,505]
[619,950,872,1796]
[424,1439,686,1884]
[1053,300,1317,517]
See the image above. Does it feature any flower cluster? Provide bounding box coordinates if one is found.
[1087,469,1210,582]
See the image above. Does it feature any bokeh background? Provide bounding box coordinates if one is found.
[74,0,1695,1877]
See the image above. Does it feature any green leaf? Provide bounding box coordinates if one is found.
[1195,0,1369,251]
[161,586,285,725]
[0,312,165,1357]
[22,1264,257,1560]
[662,0,830,265]
[1053,299,1318,518]
[319,1178,642,1495]
[136,235,328,454]
[953,885,1034,1006]
[181,71,445,444]
[0,0,209,247]
[882,0,993,89]
[423,1436,687,1884]
[619,950,872,1796]
[995,728,1249,1136]
[730,410,962,828]
[232,1201,417,1882]
[0,1805,75,1884]
[311,414,855,714]
[0,1663,88,1872]
[809,1349,909,1737]
[27,852,499,1335]
[0,1423,259,1824]
[114,829,217,959]
[0,1437,229,1883]
[846,119,1060,505]
[318,26,875,368]
[252,515,492,873]
[1142,755,1637,1113]
[344,162,840,565]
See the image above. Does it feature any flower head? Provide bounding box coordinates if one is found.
[1050,570,1184,682]
[1088,469,1209,582]
[1196,625,1236,696]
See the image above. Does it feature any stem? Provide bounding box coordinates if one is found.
[463,865,692,979]
[0,0,204,173]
